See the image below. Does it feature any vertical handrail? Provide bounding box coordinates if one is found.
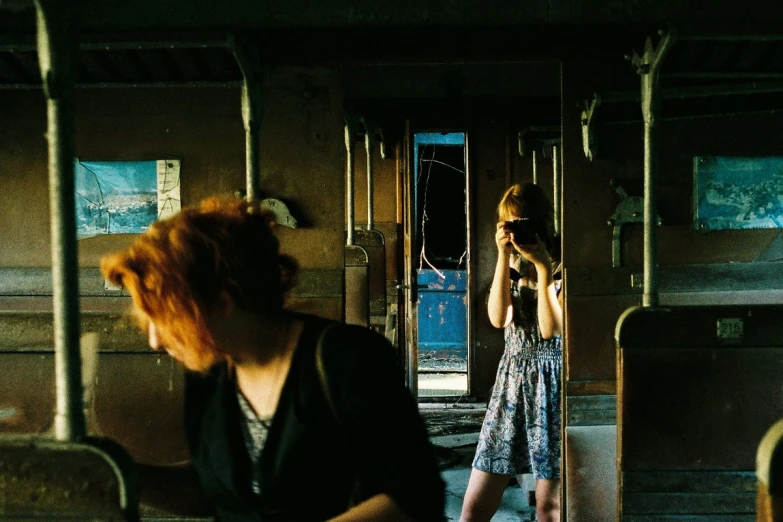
[231,35,263,201]
[345,117,356,245]
[363,122,375,230]
[631,28,674,307]
[34,0,84,441]
[532,149,538,185]
[553,144,561,236]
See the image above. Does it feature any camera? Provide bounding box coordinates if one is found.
[506,218,537,245]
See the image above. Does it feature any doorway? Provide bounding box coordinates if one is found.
[412,131,469,398]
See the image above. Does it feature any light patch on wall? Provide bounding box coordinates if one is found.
[75,159,181,238]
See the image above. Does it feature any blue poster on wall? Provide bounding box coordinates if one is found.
[75,160,158,238]
[693,156,783,232]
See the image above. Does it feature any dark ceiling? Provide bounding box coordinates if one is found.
[0,14,782,133]
[597,33,783,124]
[0,44,242,88]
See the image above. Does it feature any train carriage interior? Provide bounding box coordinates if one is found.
[3,1,783,521]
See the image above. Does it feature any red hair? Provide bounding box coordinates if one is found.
[101,196,298,370]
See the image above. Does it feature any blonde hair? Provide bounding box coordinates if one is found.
[496,183,555,252]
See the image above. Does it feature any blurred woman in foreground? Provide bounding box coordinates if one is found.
[101,195,445,522]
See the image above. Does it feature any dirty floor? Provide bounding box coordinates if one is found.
[422,406,535,521]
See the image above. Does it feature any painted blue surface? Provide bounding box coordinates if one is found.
[413,132,466,146]
[74,160,158,238]
[417,269,467,355]
[694,155,783,230]
[413,132,465,201]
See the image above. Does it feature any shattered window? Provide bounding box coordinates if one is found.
[414,132,467,271]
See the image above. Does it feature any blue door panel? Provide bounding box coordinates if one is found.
[417,269,467,356]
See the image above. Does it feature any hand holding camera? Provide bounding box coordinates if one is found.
[500,218,553,274]
[505,218,537,245]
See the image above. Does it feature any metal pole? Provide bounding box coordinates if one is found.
[35,0,84,441]
[231,36,263,201]
[364,129,375,230]
[345,119,355,245]
[632,30,674,307]
[553,144,561,236]
[642,106,657,307]
[242,82,262,201]
[532,149,538,185]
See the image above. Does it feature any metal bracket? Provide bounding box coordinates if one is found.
[607,179,662,267]
[630,28,676,125]
[260,198,298,228]
[581,93,601,161]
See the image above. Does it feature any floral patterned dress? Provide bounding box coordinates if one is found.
[472,278,562,479]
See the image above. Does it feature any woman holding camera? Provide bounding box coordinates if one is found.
[460,183,563,522]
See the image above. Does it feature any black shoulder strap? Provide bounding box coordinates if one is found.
[315,323,340,425]
[314,322,361,506]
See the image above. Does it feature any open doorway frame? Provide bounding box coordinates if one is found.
[401,126,473,401]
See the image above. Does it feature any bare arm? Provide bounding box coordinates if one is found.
[513,235,562,340]
[325,328,445,522]
[136,462,213,517]
[533,259,563,340]
[328,494,413,522]
[487,222,514,328]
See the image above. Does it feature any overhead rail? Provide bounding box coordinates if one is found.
[0,34,232,52]
[582,28,783,159]
[0,34,243,89]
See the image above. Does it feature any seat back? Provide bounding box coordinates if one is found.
[353,229,387,330]
[616,305,783,520]
[757,418,783,522]
[345,245,369,326]
[0,435,138,521]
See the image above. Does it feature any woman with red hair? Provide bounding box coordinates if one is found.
[102,196,445,522]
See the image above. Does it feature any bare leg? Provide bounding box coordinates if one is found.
[459,468,512,522]
[535,478,560,522]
